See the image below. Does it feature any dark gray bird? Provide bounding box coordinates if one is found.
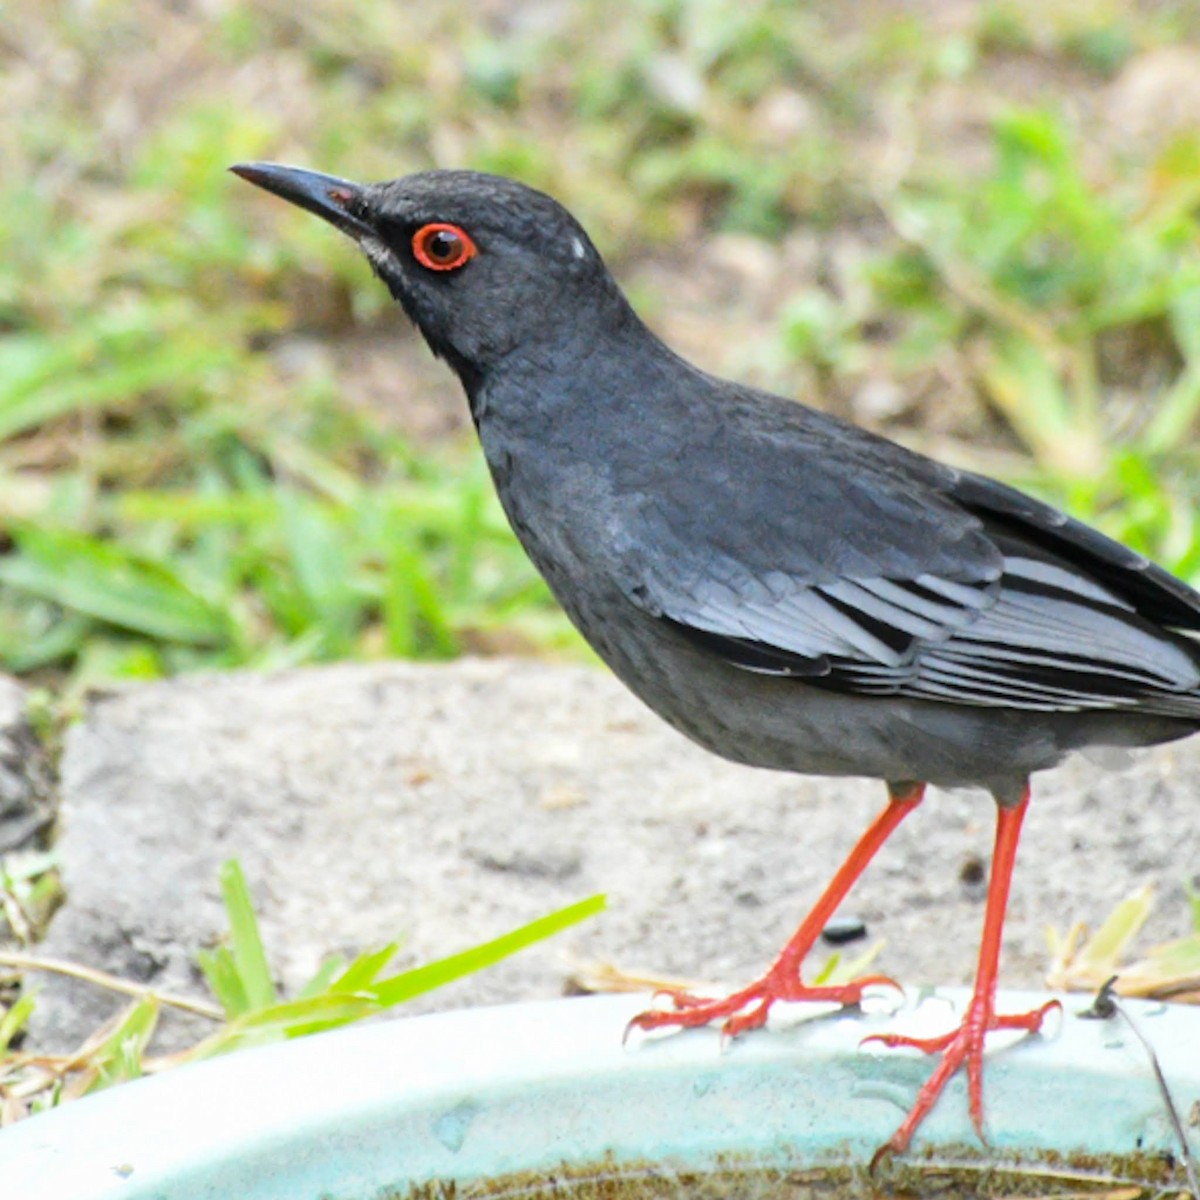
[232,161,1200,1161]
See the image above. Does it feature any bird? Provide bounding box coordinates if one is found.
[231,161,1200,1162]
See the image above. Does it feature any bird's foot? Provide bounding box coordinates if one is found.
[866,994,1061,1169]
[626,968,899,1042]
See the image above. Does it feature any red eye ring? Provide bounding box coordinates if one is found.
[412,223,476,272]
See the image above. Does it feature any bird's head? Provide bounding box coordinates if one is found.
[231,163,630,393]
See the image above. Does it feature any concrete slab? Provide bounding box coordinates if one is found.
[28,658,1200,1051]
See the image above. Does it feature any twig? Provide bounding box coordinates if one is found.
[0,952,222,1021]
[1082,977,1199,1199]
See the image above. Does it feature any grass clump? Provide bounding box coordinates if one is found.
[778,102,1200,575]
[0,858,603,1121]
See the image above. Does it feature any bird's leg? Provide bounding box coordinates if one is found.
[867,786,1060,1169]
[627,782,924,1041]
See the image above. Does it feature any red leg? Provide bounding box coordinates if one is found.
[867,787,1061,1169]
[627,782,923,1041]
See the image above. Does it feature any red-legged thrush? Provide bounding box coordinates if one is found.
[232,162,1200,1161]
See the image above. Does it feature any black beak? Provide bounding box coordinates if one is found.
[230,161,375,240]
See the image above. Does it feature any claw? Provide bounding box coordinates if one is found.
[867,792,1043,1162]
[1008,998,1062,1033]
[627,968,896,1044]
[625,789,926,1122]
[720,999,771,1042]
[867,993,1061,1158]
[647,986,689,1009]
[838,972,904,1007]
[627,791,924,1046]
[860,1028,956,1054]
[657,988,719,1012]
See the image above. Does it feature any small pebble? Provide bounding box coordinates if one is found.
[821,916,867,946]
[955,859,984,888]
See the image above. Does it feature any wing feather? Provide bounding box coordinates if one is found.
[605,399,1200,717]
[618,503,1200,717]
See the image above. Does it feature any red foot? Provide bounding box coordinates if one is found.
[626,787,924,1045]
[867,994,1061,1170]
[627,969,899,1042]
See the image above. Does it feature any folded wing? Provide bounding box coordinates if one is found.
[614,447,1200,717]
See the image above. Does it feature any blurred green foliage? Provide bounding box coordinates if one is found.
[1,0,1199,687]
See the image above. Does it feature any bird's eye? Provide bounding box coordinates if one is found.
[411,223,476,272]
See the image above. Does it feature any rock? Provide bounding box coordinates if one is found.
[0,676,54,856]
[26,659,1200,1052]
[820,915,868,946]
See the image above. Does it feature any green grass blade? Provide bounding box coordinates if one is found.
[278,492,361,652]
[0,527,228,645]
[332,942,402,992]
[813,940,884,986]
[218,859,277,1011]
[85,997,159,1093]
[1144,933,1200,978]
[237,993,379,1034]
[0,991,36,1053]
[192,993,380,1058]
[981,336,1099,476]
[368,894,605,1009]
[1187,879,1200,934]
[0,313,232,443]
[295,954,347,1001]
[382,527,457,658]
[0,611,94,674]
[1141,367,1200,457]
[1072,884,1155,977]
[195,944,249,1017]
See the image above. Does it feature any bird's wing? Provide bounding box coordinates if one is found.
[950,468,1200,630]
[610,433,1200,714]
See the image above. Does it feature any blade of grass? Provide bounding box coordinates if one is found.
[0,611,94,674]
[980,335,1103,477]
[1077,884,1155,972]
[368,894,606,1009]
[1045,884,1156,991]
[294,954,348,1001]
[0,318,233,443]
[382,526,458,658]
[191,993,380,1058]
[278,491,360,648]
[82,997,160,1094]
[1188,880,1200,934]
[813,940,884,987]
[217,859,277,1011]
[0,526,228,645]
[195,944,249,1018]
[331,942,402,992]
[0,951,222,1020]
[0,992,36,1054]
